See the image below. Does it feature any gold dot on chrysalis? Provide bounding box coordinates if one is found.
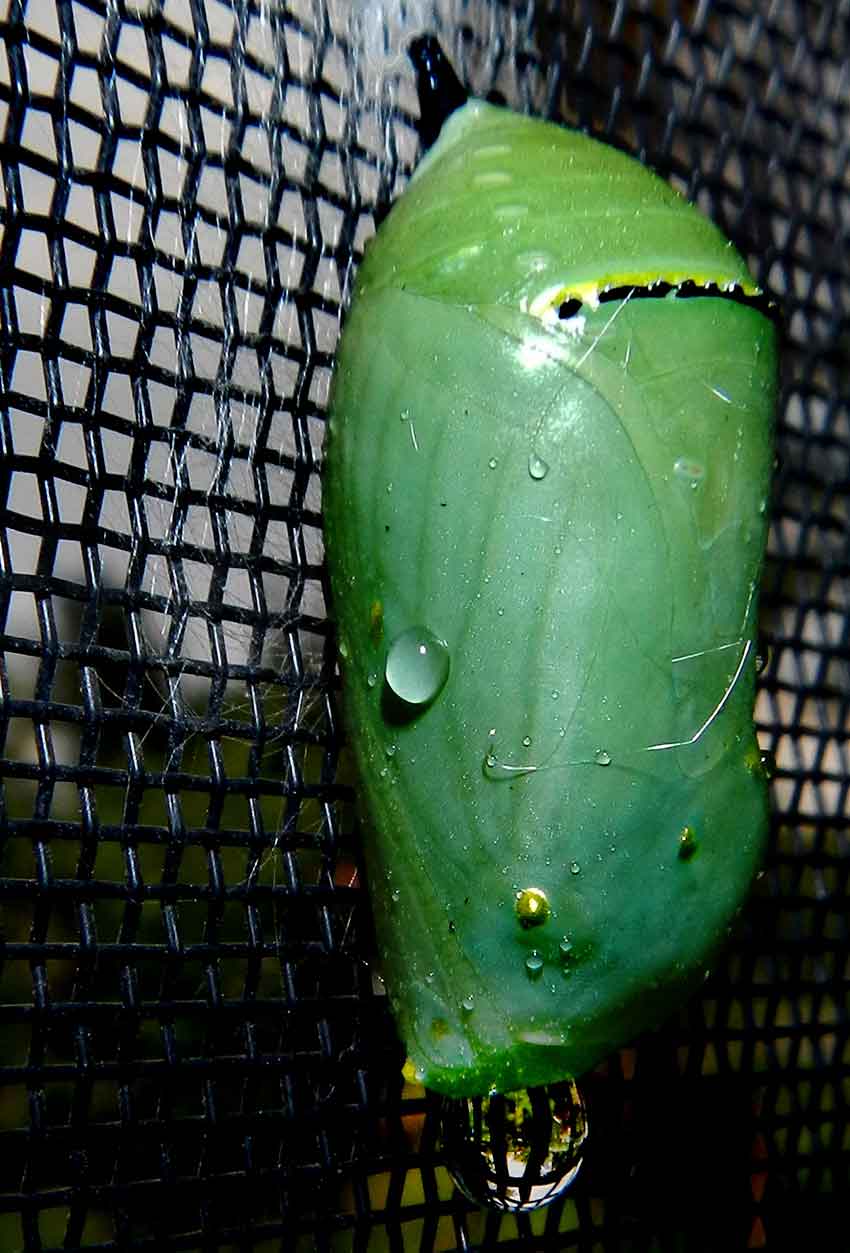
[514,887,551,929]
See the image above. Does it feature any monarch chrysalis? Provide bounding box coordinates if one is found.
[323,41,776,1097]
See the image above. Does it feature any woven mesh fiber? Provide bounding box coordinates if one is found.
[0,1,846,1249]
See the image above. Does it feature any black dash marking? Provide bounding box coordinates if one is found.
[558,297,583,319]
[558,279,777,325]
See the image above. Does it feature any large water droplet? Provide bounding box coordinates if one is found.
[528,451,550,480]
[569,861,581,876]
[594,748,611,767]
[385,627,450,708]
[460,996,475,1015]
[514,887,551,929]
[438,1082,587,1212]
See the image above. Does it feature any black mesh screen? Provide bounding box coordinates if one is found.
[0,2,847,1249]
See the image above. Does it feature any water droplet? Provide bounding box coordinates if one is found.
[559,937,573,959]
[525,952,544,979]
[438,1081,587,1212]
[759,749,776,780]
[551,690,560,700]
[399,408,410,421]
[488,457,498,469]
[514,887,551,929]
[338,638,349,661]
[674,456,705,488]
[528,451,550,480]
[386,481,393,493]
[594,749,611,767]
[569,861,581,876]
[522,735,532,748]
[461,996,475,1014]
[385,627,450,708]
[385,742,397,758]
[678,826,698,860]
[391,888,401,902]
[366,672,378,688]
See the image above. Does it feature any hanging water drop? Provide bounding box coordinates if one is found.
[559,937,573,960]
[488,457,498,469]
[385,626,450,708]
[528,451,550,480]
[366,671,378,689]
[461,996,475,1014]
[438,1081,587,1212]
[594,749,611,767]
[569,861,581,876]
[522,735,532,748]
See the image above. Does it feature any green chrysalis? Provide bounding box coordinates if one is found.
[324,55,776,1098]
